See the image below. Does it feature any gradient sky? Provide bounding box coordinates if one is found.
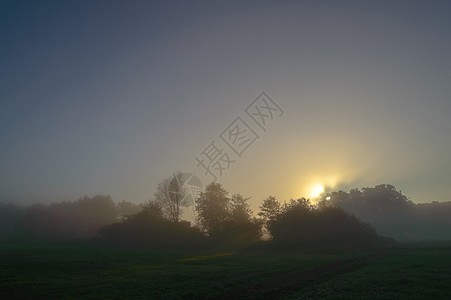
[1,1,450,212]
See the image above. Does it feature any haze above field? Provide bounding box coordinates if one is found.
[1,0,450,207]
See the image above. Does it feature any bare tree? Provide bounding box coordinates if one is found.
[154,172,187,222]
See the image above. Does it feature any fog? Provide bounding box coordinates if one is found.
[1,182,450,245]
[1,1,451,298]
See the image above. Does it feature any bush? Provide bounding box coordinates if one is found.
[267,198,390,250]
[99,209,205,250]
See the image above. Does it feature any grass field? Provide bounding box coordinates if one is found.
[1,242,450,299]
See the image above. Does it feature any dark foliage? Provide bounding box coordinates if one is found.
[99,202,205,250]
[267,198,389,250]
[5,182,450,252]
[195,183,262,248]
[15,195,117,240]
[410,201,451,240]
[321,184,451,240]
[116,200,144,221]
[0,202,25,239]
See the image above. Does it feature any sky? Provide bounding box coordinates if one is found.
[1,0,450,212]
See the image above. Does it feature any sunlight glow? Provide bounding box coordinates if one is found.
[308,184,324,199]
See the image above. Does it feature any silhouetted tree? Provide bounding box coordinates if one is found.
[140,200,164,220]
[229,194,252,222]
[268,198,314,242]
[15,195,117,240]
[258,196,280,224]
[315,205,377,244]
[222,193,261,245]
[264,197,385,250]
[154,172,187,222]
[195,183,261,246]
[195,182,230,234]
[116,200,143,221]
[99,200,204,250]
[76,195,117,237]
[321,184,415,240]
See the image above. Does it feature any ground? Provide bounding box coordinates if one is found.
[1,241,450,299]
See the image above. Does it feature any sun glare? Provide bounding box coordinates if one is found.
[309,184,324,199]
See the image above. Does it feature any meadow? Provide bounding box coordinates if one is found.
[1,241,450,299]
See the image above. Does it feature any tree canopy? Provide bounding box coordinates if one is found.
[195,183,261,247]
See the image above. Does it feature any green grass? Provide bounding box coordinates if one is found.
[1,242,450,299]
[287,243,451,299]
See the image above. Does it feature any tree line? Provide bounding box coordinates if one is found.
[321,184,451,240]
[1,175,451,250]
[0,195,142,240]
[99,180,390,251]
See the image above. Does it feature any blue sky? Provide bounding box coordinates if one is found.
[1,1,450,210]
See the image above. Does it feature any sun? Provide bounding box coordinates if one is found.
[308,184,324,199]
